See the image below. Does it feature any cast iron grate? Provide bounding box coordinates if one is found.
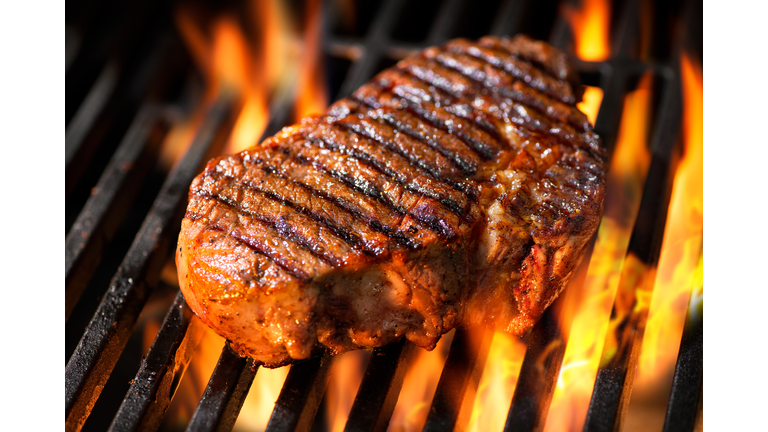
[65,0,703,431]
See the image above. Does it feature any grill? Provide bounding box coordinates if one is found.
[65,0,703,431]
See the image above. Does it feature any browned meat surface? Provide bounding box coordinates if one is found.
[177,35,606,367]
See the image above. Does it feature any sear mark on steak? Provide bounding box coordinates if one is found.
[177,35,606,367]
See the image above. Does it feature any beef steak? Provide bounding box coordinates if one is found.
[176,35,606,367]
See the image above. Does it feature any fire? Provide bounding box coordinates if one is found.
[294,0,329,120]
[611,74,653,180]
[388,331,454,432]
[578,86,604,126]
[233,366,290,431]
[175,10,271,155]
[162,325,226,430]
[633,54,703,390]
[466,332,527,432]
[544,74,654,431]
[174,0,324,156]
[565,0,611,61]
[325,350,369,432]
[158,104,209,170]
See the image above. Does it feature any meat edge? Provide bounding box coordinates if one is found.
[176,216,476,367]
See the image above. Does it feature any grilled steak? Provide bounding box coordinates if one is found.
[177,35,606,367]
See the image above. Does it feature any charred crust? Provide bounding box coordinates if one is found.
[178,36,606,367]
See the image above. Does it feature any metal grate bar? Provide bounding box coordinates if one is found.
[548,13,572,50]
[259,91,297,143]
[65,95,234,432]
[66,23,82,72]
[426,0,464,44]
[582,70,683,432]
[65,58,119,165]
[661,246,703,432]
[336,0,407,98]
[265,354,334,432]
[611,0,642,57]
[187,342,258,432]
[65,59,121,196]
[109,291,205,431]
[344,339,416,432]
[422,328,493,432]
[590,0,653,156]
[503,306,565,432]
[63,1,701,430]
[65,104,169,321]
[66,0,165,99]
[592,61,628,157]
[490,0,528,36]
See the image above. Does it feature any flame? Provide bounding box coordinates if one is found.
[565,0,611,61]
[544,74,654,431]
[633,54,703,389]
[162,325,226,430]
[175,0,325,156]
[249,0,294,92]
[578,86,604,126]
[610,74,653,180]
[157,104,209,170]
[294,0,329,120]
[233,366,290,431]
[325,350,369,432]
[215,14,269,154]
[175,10,269,155]
[388,331,454,432]
[466,332,527,432]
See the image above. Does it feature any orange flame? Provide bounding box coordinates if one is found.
[157,104,209,171]
[634,53,703,389]
[325,351,369,432]
[566,0,611,61]
[294,0,329,120]
[544,74,654,432]
[388,332,454,432]
[249,0,294,92]
[162,325,225,430]
[174,0,319,156]
[578,86,604,126]
[175,10,270,155]
[466,332,527,432]
[216,15,271,154]
[233,366,290,431]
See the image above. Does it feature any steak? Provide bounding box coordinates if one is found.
[176,35,606,367]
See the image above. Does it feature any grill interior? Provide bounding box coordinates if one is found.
[65,0,703,431]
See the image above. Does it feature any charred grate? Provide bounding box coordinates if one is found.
[65,0,703,431]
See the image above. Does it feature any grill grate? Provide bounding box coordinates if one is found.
[65,0,703,431]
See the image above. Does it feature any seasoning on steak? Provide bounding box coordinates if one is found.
[176,35,606,367]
